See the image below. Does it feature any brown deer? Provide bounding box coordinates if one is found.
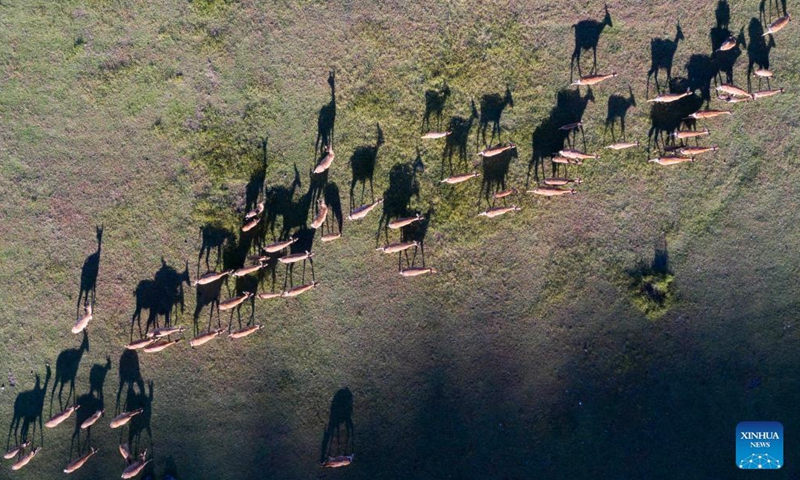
[282,281,320,298]
[110,408,143,429]
[278,251,314,264]
[551,156,583,165]
[256,292,282,300]
[72,304,93,334]
[244,201,264,220]
[754,68,773,77]
[322,454,354,468]
[242,216,260,232]
[763,14,791,36]
[311,198,329,229]
[421,131,451,139]
[649,156,695,165]
[314,146,336,174]
[571,72,617,86]
[3,441,30,460]
[377,241,419,254]
[647,88,692,103]
[440,172,480,184]
[263,237,297,253]
[189,328,225,348]
[192,270,233,287]
[232,263,266,277]
[121,452,151,479]
[544,177,582,186]
[143,339,181,353]
[671,128,710,139]
[348,198,383,220]
[118,443,132,463]
[477,144,516,158]
[388,214,423,229]
[125,338,155,351]
[753,88,784,99]
[686,109,732,119]
[218,292,253,311]
[45,405,80,428]
[321,233,342,242]
[528,187,576,197]
[717,95,752,103]
[479,205,521,218]
[80,408,104,429]
[400,267,437,277]
[559,121,583,131]
[678,146,718,155]
[716,35,737,51]
[559,149,598,160]
[146,326,186,338]
[605,141,639,150]
[11,446,40,471]
[229,324,264,339]
[716,84,752,98]
[63,447,98,474]
[492,187,518,199]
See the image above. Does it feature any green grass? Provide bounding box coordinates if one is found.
[1,0,800,479]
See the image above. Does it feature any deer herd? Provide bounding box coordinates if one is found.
[3,4,792,477]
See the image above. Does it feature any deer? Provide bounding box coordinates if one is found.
[278,251,314,264]
[649,156,695,165]
[321,232,342,242]
[440,172,480,184]
[551,156,582,165]
[121,451,151,479]
[571,72,617,86]
[528,187,576,197]
[493,187,518,199]
[559,121,583,131]
[232,262,266,277]
[322,454,354,468]
[10,446,40,471]
[716,84,752,98]
[192,270,233,287]
[63,447,98,474]
[218,292,254,311]
[263,237,297,253]
[146,326,186,338]
[479,205,521,218]
[671,128,710,139]
[753,88,784,98]
[143,338,181,353]
[647,23,684,94]
[570,4,613,79]
[190,328,226,348]
[686,109,732,119]
[45,405,80,428]
[229,324,263,339]
[477,144,516,158]
[763,14,791,35]
[125,338,154,350]
[72,303,93,334]
[400,267,437,277]
[754,68,773,77]
[605,141,639,150]
[559,149,598,160]
[244,201,264,220]
[282,281,320,297]
[80,409,104,429]
[544,178,582,186]
[647,88,692,103]
[716,35,737,51]
[3,441,30,460]
[110,408,143,429]
[348,198,383,220]
[256,292,282,300]
[388,214,424,229]
[118,443,132,463]
[242,216,260,232]
[678,146,718,155]
[311,198,328,229]
[376,241,419,254]
[314,146,335,174]
[718,95,752,103]
[421,131,451,139]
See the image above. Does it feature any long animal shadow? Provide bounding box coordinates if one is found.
[647,78,703,152]
[477,87,513,148]
[527,88,595,185]
[376,163,420,245]
[77,225,103,316]
[422,83,450,132]
[605,86,636,142]
[647,23,684,95]
[442,100,479,177]
[89,356,111,404]
[349,123,384,209]
[264,166,302,239]
[480,149,516,206]
[686,54,716,107]
[324,182,344,237]
[131,259,190,338]
[716,0,731,29]
[50,332,89,413]
[746,18,775,91]
[315,70,336,155]
[116,350,144,414]
[284,227,316,288]
[7,364,51,447]
[123,380,154,455]
[70,391,103,457]
[242,136,268,244]
[198,224,234,273]
[570,4,613,81]
[710,25,745,86]
[400,208,434,269]
[319,387,354,463]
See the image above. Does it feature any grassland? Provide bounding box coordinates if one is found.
[1,0,800,478]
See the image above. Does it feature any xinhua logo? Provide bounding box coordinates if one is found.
[736,421,783,469]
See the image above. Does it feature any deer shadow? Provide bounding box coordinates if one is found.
[7,364,51,448]
[283,227,316,288]
[480,149,516,207]
[323,182,344,237]
[422,83,450,132]
[442,100,479,178]
[400,207,434,270]
[116,350,144,415]
[319,387,354,463]
[759,0,788,24]
[197,224,234,273]
[349,123,384,209]
[70,391,103,457]
[570,4,613,81]
[264,166,302,240]
[131,259,190,339]
[50,331,89,413]
[716,0,731,30]
[122,380,154,455]
[244,136,268,215]
[647,78,703,152]
[77,225,103,316]
[193,278,224,335]
[605,86,637,142]
[527,88,595,185]
[477,87,513,148]
[376,163,421,245]
[315,70,336,155]
[746,18,775,91]
[686,54,716,107]
[647,23,684,96]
